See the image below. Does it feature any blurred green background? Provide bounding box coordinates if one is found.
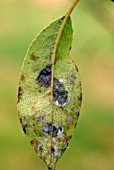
[0,0,114,170]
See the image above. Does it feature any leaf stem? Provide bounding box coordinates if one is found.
[50,0,80,167]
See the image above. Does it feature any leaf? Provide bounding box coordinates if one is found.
[17,0,82,170]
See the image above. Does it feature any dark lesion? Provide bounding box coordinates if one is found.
[36,64,70,107]
[53,79,70,107]
[36,65,52,88]
[33,65,39,72]
[74,109,80,118]
[20,74,25,81]
[78,93,82,102]
[20,116,28,134]
[17,86,24,102]
[18,86,24,96]
[67,73,76,86]
[43,122,64,138]
[30,52,39,61]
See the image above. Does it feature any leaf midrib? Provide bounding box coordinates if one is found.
[50,0,80,167]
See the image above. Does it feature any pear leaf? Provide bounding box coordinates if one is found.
[17,1,82,170]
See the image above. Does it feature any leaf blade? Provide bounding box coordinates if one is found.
[17,6,82,170]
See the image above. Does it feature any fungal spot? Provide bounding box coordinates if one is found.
[66,136,72,141]
[39,90,41,93]
[78,93,82,102]
[74,109,80,117]
[75,65,79,72]
[23,126,26,134]
[30,53,39,61]
[51,147,55,155]
[53,79,70,107]
[20,117,28,125]
[43,122,64,138]
[33,65,39,72]
[30,140,39,153]
[36,65,70,107]
[40,156,45,161]
[67,73,76,85]
[43,122,52,136]
[51,146,61,158]
[36,65,51,88]
[74,123,77,128]
[30,140,37,147]
[20,74,25,81]
[71,73,76,79]
[48,166,55,170]
[18,86,24,98]
[20,117,28,134]
[38,143,43,153]
[63,140,68,148]
[37,112,45,123]
[68,115,72,124]
[52,125,59,137]
[57,126,64,138]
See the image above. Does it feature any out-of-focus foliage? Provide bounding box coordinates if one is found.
[0,0,114,170]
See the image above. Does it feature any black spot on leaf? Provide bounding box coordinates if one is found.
[38,143,43,153]
[18,86,24,102]
[23,126,27,134]
[30,53,39,61]
[20,74,25,81]
[51,147,55,155]
[74,109,80,117]
[75,65,78,72]
[52,125,58,137]
[36,65,70,107]
[67,73,76,85]
[36,65,52,87]
[33,65,39,72]
[78,93,82,101]
[20,117,28,134]
[53,79,70,107]
[18,86,24,96]
[43,122,52,136]
[43,122,64,138]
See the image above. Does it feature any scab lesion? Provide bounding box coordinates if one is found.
[51,146,61,158]
[30,52,39,61]
[74,109,80,117]
[53,79,70,107]
[67,73,76,86]
[36,65,51,88]
[43,122,64,138]
[33,65,39,72]
[30,139,43,154]
[78,93,82,102]
[36,64,70,107]
[18,86,24,96]
[20,74,25,81]
[20,116,28,134]
[18,86,24,102]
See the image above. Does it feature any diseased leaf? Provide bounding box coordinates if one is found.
[17,1,82,170]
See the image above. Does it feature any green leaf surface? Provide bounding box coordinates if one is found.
[17,1,82,169]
